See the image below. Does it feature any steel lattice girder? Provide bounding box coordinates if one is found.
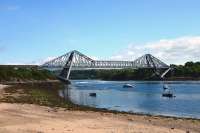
[41,50,169,71]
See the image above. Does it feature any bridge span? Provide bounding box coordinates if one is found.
[41,50,170,81]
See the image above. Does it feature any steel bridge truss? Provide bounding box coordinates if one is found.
[41,50,170,80]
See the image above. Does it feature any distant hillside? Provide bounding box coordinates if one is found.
[70,61,200,80]
[2,61,199,82]
[0,65,56,82]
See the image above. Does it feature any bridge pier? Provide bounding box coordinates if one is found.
[57,76,71,84]
[58,51,74,83]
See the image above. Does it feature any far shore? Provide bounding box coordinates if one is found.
[1,76,200,85]
[0,79,60,85]
[0,81,200,132]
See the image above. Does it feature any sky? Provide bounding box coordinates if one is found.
[0,0,200,65]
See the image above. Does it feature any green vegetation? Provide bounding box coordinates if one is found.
[170,62,200,79]
[70,69,161,80]
[0,65,56,82]
[0,82,72,108]
[70,61,200,80]
[1,61,200,82]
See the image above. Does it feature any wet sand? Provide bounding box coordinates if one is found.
[0,84,8,89]
[0,103,191,133]
[0,84,8,98]
[0,84,199,133]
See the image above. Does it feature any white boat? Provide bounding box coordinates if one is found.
[162,84,174,97]
[123,84,134,88]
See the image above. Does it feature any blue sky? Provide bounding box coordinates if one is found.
[0,0,200,64]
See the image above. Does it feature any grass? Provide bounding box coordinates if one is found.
[1,82,64,107]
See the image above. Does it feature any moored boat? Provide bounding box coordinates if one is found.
[123,84,134,88]
[162,84,174,98]
[162,92,173,97]
[89,93,97,97]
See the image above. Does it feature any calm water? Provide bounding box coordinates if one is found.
[59,80,200,119]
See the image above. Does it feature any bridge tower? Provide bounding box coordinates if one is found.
[58,51,75,81]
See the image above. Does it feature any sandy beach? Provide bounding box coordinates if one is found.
[0,84,200,133]
[0,103,193,133]
[0,84,8,98]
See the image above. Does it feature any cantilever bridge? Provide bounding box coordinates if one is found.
[41,50,170,81]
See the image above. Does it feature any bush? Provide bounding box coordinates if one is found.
[0,66,56,82]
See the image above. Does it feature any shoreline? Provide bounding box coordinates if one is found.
[1,78,200,85]
[1,81,200,121]
[0,79,60,85]
[0,82,200,132]
[70,79,200,83]
[70,76,200,81]
[0,102,192,133]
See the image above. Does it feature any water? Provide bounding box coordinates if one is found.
[59,80,200,119]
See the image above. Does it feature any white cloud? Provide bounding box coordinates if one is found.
[110,36,200,65]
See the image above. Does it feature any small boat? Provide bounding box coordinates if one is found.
[89,93,97,97]
[162,84,174,98]
[162,93,173,97]
[123,84,134,88]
